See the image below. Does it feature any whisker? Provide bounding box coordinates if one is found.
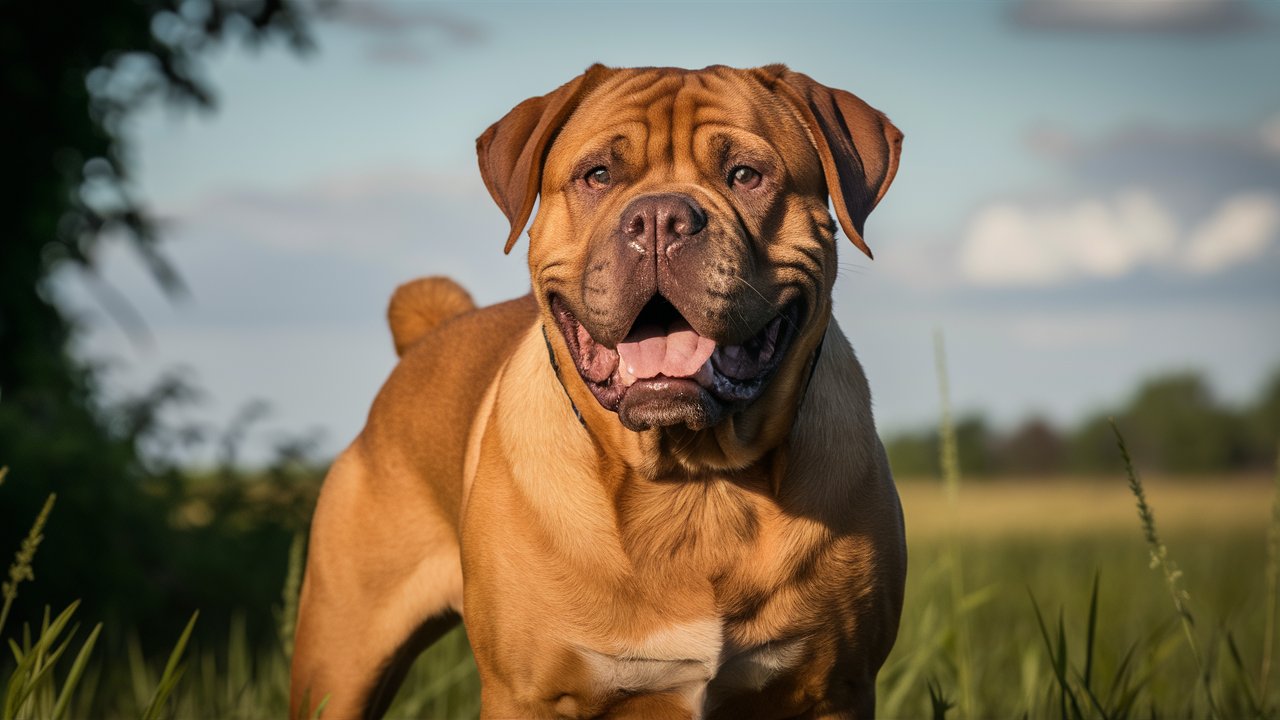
[729,274,770,304]
[835,263,871,279]
[723,275,765,330]
[726,275,804,334]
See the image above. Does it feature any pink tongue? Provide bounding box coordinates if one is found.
[617,319,717,380]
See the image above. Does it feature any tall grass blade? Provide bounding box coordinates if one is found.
[879,598,947,714]
[927,677,955,720]
[279,530,305,661]
[1106,640,1140,715]
[1085,570,1099,692]
[934,328,973,717]
[1,493,56,636]
[28,626,77,693]
[1058,610,1085,720]
[3,602,79,720]
[1069,574,1107,719]
[1223,631,1261,718]
[51,622,101,720]
[1262,443,1280,699]
[141,610,198,720]
[933,329,961,504]
[1071,666,1110,720]
[1110,418,1217,719]
[1028,589,1075,720]
[126,632,152,712]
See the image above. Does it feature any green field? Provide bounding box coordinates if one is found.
[4,471,1277,719]
[882,475,1276,718]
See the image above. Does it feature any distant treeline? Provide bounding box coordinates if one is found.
[885,367,1280,477]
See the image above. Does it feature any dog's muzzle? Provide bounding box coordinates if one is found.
[551,294,801,431]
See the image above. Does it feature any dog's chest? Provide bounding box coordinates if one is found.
[561,477,817,712]
[573,617,806,715]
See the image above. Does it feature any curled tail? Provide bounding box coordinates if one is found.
[387,277,476,356]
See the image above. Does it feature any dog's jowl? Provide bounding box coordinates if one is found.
[291,64,906,720]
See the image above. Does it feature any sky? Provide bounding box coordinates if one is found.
[54,0,1280,463]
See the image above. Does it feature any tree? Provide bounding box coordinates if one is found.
[0,0,309,636]
[1121,372,1243,474]
[1249,367,1280,467]
[953,414,994,476]
[884,430,937,478]
[995,416,1064,476]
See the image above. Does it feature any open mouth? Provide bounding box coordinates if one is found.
[550,294,802,430]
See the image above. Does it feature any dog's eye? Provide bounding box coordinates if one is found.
[729,166,762,190]
[585,166,611,189]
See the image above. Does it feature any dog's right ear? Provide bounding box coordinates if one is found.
[477,64,611,254]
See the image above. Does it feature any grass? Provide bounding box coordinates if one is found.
[932,329,976,716]
[2,426,1278,718]
[886,479,1274,716]
[1262,444,1280,701]
[875,332,1276,718]
[0,464,479,719]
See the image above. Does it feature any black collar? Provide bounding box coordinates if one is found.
[543,326,586,427]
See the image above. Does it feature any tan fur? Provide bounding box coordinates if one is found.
[386,276,476,356]
[292,65,906,720]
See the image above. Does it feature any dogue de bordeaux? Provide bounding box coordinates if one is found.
[291,63,907,720]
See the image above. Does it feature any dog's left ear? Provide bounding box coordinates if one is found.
[477,64,613,254]
[761,66,903,260]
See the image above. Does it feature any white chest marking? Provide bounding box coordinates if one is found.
[577,619,807,714]
[578,618,723,712]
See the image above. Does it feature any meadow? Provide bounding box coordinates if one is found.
[882,472,1276,718]
[5,454,1276,719]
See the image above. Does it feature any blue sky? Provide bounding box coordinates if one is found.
[56,0,1280,463]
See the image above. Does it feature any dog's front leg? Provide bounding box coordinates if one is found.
[290,446,464,719]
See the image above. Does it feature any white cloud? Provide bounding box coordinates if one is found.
[1183,193,1280,274]
[960,189,1178,286]
[960,189,1279,287]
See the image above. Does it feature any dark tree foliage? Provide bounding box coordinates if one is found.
[886,368,1280,479]
[1120,372,1246,473]
[1252,367,1280,464]
[883,430,937,478]
[0,0,308,643]
[1068,414,1123,475]
[995,416,1064,475]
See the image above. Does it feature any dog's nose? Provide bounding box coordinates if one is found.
[619,194,707,259]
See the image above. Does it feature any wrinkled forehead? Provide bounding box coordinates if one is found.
[546,66,814,173]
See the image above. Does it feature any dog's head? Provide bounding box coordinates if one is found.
[478,64,901,458]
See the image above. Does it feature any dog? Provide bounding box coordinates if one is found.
[291,63,906,720]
